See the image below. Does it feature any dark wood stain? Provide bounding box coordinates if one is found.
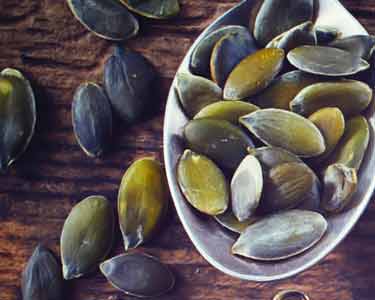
[0,0,374,299]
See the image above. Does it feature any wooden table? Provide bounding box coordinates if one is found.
[1,1,375,299]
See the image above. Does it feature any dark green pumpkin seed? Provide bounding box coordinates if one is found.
[315,26,340,45]
[0,68,36,173]
[100,253,175,297]
[72,82,112,158]
[329,35,375,60]
[61,195,114,280]
[22,245,63,300]
[215,210,258,234]
[104,46,157,123]
[119,0,180,19]
[67,0,139,40]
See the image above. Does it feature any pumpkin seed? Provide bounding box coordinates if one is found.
[266,21,317,53]
[253,0,314,47]
[177,150,229,215]
[329,35,375,60]
[61,195,114,280]
[0,68,36,173]
[184,119,254,170]
[194,101,259,124]
[261,162,320,213]
[176,72,222,118]
[315,25,340,45]
[325,116,370,171]
[104,46,157,123]
[232,210,327,261]
[231,155,263,221]
[100,253,175,298]
[22,245,63,300]
[67,0,139,41]
[224,48,285,100]
[119,0,180,19]
[118,157,168,250]
[210,31,257,87]
[214,210,258,234]
[287,46,370,76]
[72,82,112,158]
[190,26,252,77]
[252,70,321,110]
[290,80,373,117]
[308,108,345,159]
[240,109,326,157]
[322,163,357,213]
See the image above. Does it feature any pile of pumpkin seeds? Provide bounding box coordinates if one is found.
[176,0,373,262]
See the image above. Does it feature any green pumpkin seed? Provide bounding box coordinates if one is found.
[118,157,168,250]
[184,119,254,170]
[232,210,327,261]
[290,80,373,117]
[224,48,285,100]
[0,68,36,173]
[322,163,357,213]
[252,70,321,110]
[210,31,258,87]
[194,101,259,124]
[214,210,258,234]
[329,35,375,60]
[253,0,314,47]
[176,72,222,118]
[266,21,317,53]
[119,0,179,19]
[22,245,63,300]
[177,150,229,215]
[72,82,112,158]
[190,26,252,77]
[67,0,139,41]
[240,109,326,157]
[100,253,175,297]
[104,46,157,123]
[315,26,340,45]
[231,155,263,221]
[287,46,370,76]
[61,195,114,280]
[325,116,370,171]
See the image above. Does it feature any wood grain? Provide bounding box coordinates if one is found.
[0,0,374,299]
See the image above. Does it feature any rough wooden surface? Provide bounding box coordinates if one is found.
[0,1,375,299]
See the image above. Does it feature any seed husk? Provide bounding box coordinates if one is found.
[100,253,175,298]
[315,26,340,45]
[308,107,345,159]
[290,80,373,117]
[119,0,180,19]
[118,157,168,250]
[177,150,229,215]
[104,46,157,123]
[194,101,259,124]
[210,31,258,87]
[231,155,263,221]
[252,70,322,110]
[22,245,63,300]
[266,21,317,53]
[184,119,254,170]
[287,46,370,76]
[240,109,326,157]
[329,35,375,60]
[325,116,370,171]
[253,0,314,47]
[232,210,327,261]
[190,26,252,77]
[322,163,358,213]
[60,195,114,280]
[224,48,285,100]
[67,0,139,41]
[214,210,258,234]
[176,72,222,118]
[0,68,36,173]
[72,82,112,158]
